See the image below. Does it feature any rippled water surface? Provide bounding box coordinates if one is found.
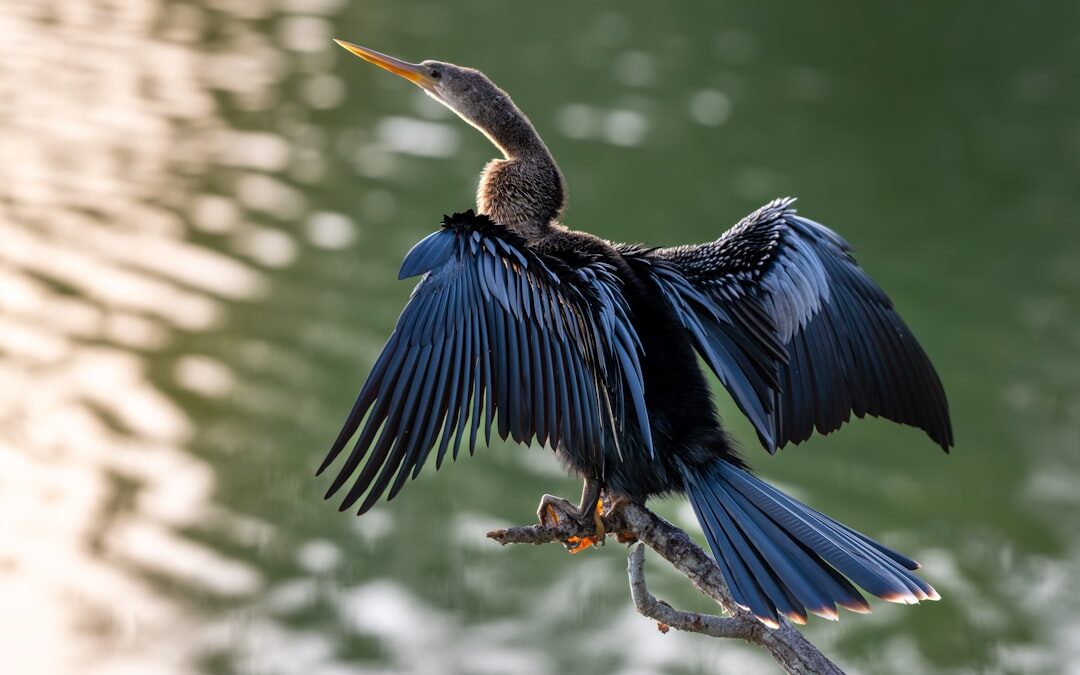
[3,2,1079,673]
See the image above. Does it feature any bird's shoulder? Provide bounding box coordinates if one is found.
[529,225,622,268]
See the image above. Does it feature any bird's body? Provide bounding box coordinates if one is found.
[530,227,738,501]
[322,40,953,627]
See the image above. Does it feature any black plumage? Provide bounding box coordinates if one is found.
[323,40,953,627]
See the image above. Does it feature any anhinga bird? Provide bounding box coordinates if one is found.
[321,39,953,627]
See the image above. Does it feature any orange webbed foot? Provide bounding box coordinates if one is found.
[536,493,611,554]
[566,535,598,554]
[537,494,574,527]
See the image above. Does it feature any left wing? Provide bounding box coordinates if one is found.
[620,198,952,453]
[320,211,651,514]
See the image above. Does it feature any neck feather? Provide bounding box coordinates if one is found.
[458,89,565,235]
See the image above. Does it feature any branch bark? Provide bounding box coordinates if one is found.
[487,501,844,675]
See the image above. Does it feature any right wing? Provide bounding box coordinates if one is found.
[320,211,652,514]
[622,198,952,453]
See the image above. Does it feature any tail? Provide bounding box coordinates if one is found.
[680,460,939,627]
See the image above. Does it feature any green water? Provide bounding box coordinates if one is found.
[3,1,1079,673]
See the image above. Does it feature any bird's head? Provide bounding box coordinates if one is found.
[335,38,564,231]
[334,39,512,148]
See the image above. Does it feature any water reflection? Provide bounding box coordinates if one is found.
[0,0,295,671]
[2,0,1079,674]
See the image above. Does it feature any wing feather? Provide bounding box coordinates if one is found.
[321,211,652,513]
[625,198,952,453]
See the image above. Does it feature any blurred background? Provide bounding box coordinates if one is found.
[2,1,1078,673]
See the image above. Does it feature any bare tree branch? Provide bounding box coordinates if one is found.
[627,542,756,639]
[487,501,845,675]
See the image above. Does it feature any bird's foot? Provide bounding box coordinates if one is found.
[536,494,606,554]
[566,498,608,553]
[537,494,575,527]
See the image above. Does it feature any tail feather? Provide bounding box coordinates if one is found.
[744,472,921,570]
[715,489,819,624]
[726,468,936,602]
[687,485,783,627]
[681,460,938,626]
[722,481,867,617]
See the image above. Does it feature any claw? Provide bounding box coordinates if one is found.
[593,498,606,545]
[566,536,598,554]
[545,504,560,525]
[536,489,610,554]
[537,494,574,527]
[566,498,607,553]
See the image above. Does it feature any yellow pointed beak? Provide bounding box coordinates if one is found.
[334,39,436,93]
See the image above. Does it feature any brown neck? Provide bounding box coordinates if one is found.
[458,87,565,237]
[477,154,564,238]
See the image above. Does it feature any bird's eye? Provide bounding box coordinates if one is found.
[430,69,441,79]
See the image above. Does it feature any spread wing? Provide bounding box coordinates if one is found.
[320,211,651,514]
[622,197,952,453]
